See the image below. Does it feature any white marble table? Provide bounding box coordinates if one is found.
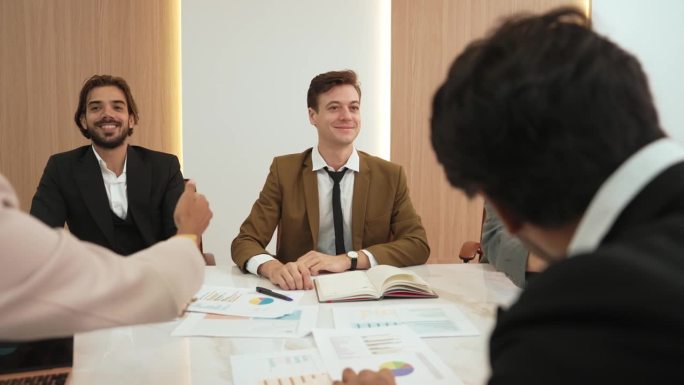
[70,264,519,385]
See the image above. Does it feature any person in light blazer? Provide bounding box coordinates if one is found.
[1,174,212,341]
[232,70,429,290]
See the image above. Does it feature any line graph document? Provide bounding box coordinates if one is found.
[333,304,479,337]
[172,306,317,338]
[313,326,462,385]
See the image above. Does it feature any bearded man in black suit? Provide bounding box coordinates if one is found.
[31,75,184,256]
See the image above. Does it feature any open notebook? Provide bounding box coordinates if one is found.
[314,265,438,302]
[0,337,73,384]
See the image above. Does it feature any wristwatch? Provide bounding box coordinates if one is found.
[347,251,358,271]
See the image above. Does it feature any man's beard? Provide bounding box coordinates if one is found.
[88,122,130,149]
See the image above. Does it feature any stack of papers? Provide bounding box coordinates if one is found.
[175,285,477,384]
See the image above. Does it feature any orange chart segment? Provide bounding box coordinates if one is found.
[379,361,415,377]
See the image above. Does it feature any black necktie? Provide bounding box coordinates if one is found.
[326,167,347,255]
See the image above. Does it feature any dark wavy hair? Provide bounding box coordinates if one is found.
[307,70,361,111]
[431,7,664,227]
[74,74,139,138]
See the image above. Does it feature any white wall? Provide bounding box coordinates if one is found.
[182,0,390,265]
[592,0,684,141]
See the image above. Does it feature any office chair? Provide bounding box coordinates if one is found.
[459,241,483,263]
[458,205,486,263]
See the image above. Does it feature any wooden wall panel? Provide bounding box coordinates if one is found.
[392,0,588,263]
[0,0,181,211]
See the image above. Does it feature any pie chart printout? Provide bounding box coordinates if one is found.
[249,297,275,305]
[379,361,415,377]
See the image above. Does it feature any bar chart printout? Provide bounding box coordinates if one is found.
[231,349,331,385]
[333,304,479,337]
[313,326,462,385]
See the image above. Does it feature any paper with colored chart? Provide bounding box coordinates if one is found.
[313,326,461,385]
[231,349,331,385]
[186,285,304,318]
[332,304,479,337]
[172,306,318,338]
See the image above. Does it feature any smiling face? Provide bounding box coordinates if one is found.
[81,85,134,149]
[309,84,361,151]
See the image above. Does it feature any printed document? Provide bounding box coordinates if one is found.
[172,306,318,338]
[186,285,303,318]
[313,326,461,385]
[231,349,331,385]
[333,304,479,337]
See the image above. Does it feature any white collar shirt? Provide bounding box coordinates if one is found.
[567,138,684,256]
[311,145,360,256]
[92,146,128,220]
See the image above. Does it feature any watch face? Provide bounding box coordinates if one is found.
[347,251,358,258]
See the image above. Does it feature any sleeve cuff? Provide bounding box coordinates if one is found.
[362,249,379,267]
[174,233,198,246]
[246,254,277,275]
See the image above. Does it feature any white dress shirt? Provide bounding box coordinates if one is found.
[567,138,684,256]
[246,147,378,275]
[92,146,128,220]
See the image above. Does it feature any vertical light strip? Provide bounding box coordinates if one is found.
[585,0,592,19]
[176,0,184,168]
[377,0,392,160]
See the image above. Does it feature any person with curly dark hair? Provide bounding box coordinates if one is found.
[337,7,684,385]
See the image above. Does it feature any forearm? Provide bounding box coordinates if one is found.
[365,234,430,267]
[1,213,204,340]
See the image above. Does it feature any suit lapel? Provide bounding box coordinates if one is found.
[75,147,115,246]
[126,146,154,245]
[302,151,320,249]
[351,153,370,250]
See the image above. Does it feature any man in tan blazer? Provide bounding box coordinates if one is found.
[232,70,429,290]
[1,173,212,340]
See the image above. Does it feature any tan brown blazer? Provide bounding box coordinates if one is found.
[231,148,429,271]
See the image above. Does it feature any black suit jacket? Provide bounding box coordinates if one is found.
[488,162,684,384]
[30,145,184,252]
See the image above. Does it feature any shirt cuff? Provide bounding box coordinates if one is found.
[362,249,378,267]
[246,254,277,275]
[174,233,198,246]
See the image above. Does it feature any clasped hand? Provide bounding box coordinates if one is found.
[261,250,351,290]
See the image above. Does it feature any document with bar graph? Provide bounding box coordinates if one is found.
[332,304,479,337]
[186,285,304,318]
[231,349,331,385]
[313,326,462,385]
